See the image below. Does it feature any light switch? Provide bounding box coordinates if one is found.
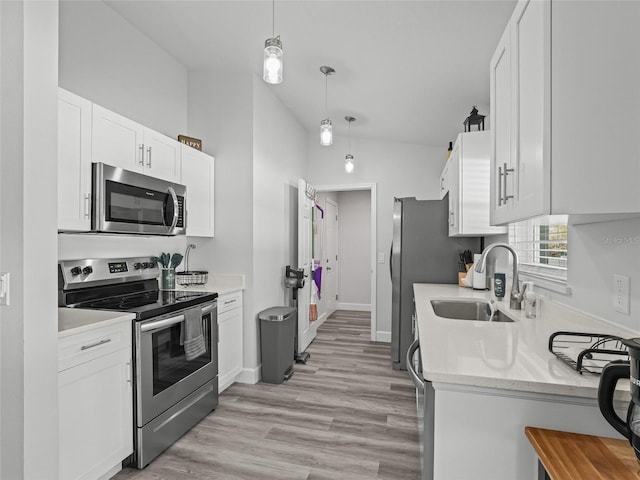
[0,272,9,306]
[377,252,385,264]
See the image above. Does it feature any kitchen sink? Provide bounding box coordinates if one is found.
[430,299,515,322]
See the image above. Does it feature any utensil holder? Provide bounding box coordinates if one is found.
[160,268,176,290]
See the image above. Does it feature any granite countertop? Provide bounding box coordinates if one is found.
[413,283,638,399]
[58,308,135,337]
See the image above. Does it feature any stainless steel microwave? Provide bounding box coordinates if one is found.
[92,162,186,235]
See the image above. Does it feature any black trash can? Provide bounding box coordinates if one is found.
[258,306,297,384]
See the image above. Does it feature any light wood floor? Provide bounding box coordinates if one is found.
[113,310,420,479]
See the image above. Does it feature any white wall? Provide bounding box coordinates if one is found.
[252,76,308,370]
[186,70,255,375]
[552,218,640,332]
[337,190,371,309]
[1,1,59,477]
[307,134,445,338]
[58,0,188,137]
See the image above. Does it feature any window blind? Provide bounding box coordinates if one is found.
[508,215,568,282]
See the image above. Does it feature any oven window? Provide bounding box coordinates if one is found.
[106,180,165,225]
[151,317,212,396]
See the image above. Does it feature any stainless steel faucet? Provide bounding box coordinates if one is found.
[474,242,528,310]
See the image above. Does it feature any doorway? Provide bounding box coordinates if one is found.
[315,184,377,341]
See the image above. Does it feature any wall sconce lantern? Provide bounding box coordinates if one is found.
[463,106,485,132]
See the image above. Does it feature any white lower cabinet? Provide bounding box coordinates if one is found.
[432,383,623,480]
[58,321,133,480]
[217,291,243,392]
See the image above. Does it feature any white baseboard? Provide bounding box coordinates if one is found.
[336,302,371,311]
[375,331,391,343]
[235,366,260,384]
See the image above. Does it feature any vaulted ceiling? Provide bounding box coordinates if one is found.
[105,0,516,147]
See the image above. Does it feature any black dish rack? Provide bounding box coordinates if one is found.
[548,331,629,375]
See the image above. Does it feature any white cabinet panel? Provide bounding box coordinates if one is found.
[181,145,215,237]
[217,291,242,392]
[92,104,181,183]
[58,88,92,231]
[59,322,133,480]
[447,132,506,237]
[92,103,144,173]
[490,0,640,224]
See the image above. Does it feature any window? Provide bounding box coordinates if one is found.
[508,215,568,286]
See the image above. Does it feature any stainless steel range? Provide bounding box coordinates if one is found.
[58,256,218,469]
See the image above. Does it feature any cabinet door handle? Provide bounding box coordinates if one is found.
[80,338,111,351]
[146,146,152,168]
[449,210,454,227]
[503,162,514,204]
[138,144,145,166]
[498,165,503,206]
[224,299,237,305]
[84,193,91,218]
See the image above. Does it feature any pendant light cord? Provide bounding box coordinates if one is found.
[272,0,275,37]
[348,120,351,154]
[324,74,328,117]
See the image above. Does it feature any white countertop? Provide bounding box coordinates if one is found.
[171,274,245,296]
[413,283,638,399]
[58,308,135,337]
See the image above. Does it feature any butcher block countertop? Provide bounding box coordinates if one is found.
[525,427,640,479]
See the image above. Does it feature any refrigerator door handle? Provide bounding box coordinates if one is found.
[389,243,393,280]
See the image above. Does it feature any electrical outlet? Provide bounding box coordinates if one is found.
[0,272,9,307]
[613,274,630,315]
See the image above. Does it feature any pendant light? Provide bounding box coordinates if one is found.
[320,66,335,146]
[344,116,356,173]
[263,0,283,84]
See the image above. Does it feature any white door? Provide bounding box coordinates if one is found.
[297,179,316,353]
[324,199,338,315]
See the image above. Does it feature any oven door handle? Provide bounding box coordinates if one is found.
[202,303,216,315]
[140,313,185,333]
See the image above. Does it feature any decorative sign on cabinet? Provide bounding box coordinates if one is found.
[489,0,640,225]
[57,88,216,237]
[441,131,506,237]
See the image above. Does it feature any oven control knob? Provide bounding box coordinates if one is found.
[70,266,82,276]
[82,266,93,275]
[133,262,142,270]
[148,261,156,269]
[142,262,150,269]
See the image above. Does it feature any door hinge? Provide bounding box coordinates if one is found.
[335,255,338,261]
[336,294,338,301]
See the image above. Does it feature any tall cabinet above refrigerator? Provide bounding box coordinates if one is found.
[391,197,482,370]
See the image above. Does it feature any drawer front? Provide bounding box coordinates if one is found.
[218,291,242,314]
[59,321,131,372]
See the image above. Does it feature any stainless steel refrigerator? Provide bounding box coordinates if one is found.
[391,197,482,370]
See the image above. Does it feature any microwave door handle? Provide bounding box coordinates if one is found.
[165,186,179,231]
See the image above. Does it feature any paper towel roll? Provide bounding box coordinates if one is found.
[472,253,487,290]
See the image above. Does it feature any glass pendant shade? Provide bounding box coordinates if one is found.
[263,37,283,84]
[320,118,333,146]
[345,154,354,173]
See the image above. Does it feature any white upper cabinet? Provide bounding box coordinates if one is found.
[92,104,181,183]
[58,88,93,231]
[181,145,215,237]
[490,0,640,225]
[447,131,507,237]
